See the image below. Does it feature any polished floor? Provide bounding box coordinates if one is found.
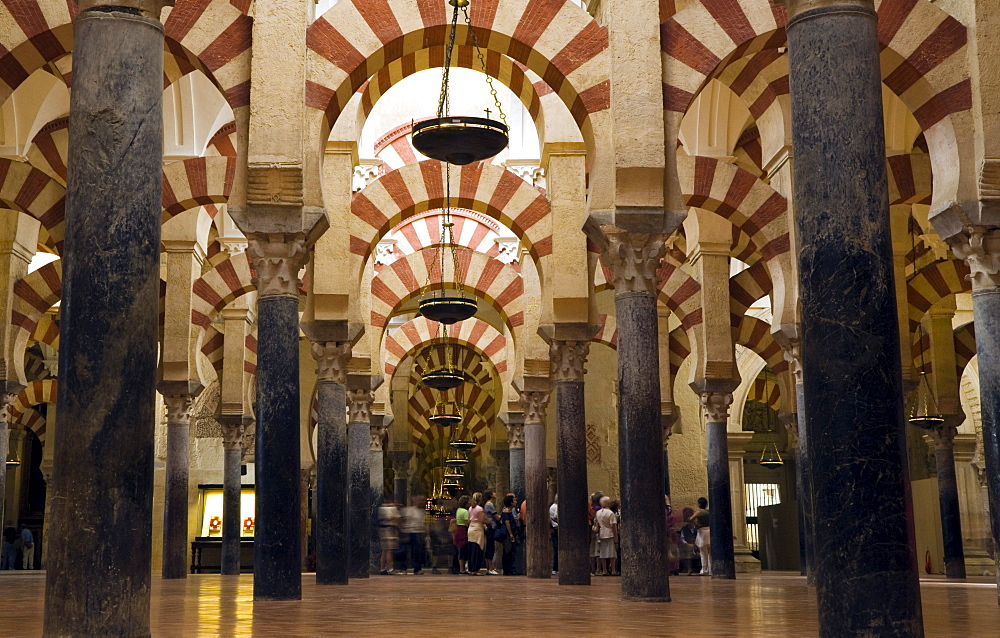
[0,571,996,636]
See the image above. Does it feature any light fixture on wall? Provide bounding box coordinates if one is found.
[411,0,509,166]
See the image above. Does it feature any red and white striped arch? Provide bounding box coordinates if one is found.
[191,253,254,331]
[906,258,969,333]
[370,246,524,332]
[307,0,609,141]
[9,379,57,447]
[953,322,976,380]
[352,160,551,267]
[27,117,68,184]
[11,407,46,447]
[379,209,506,263]
[162,156,235,222]
[729,261,772,326]
[382,316,507,378]
[0,158,67,250]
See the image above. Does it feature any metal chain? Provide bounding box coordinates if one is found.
[437,3,460,119]
[462,5,507,127]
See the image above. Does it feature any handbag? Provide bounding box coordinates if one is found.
[494,524,508,543]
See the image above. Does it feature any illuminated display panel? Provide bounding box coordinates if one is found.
[198,487,256,538]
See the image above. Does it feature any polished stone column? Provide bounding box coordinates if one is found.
[161,393,196,579]
[601,231,670,602]
[311,341,351,585]
[348,388,373,579]
[787,0,922,631]
[369,416,387,574]
[952,230,1000,598]
[249,236,308,601]
[928,422,966,578]
[390,451,411,507]
[506,416,526,502]
[701,392,736,579]
[784,347,815,583]
[43,2,168,633]
[551,341,590,586]
[521,389,551,579]
[0,389,19,530]
[219,418,247,576]
[662,420,675,499]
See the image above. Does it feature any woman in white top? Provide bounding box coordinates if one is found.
[595,496,618,576]
[467,492,487,575]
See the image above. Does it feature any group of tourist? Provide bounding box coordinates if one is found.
[0,522,34,570]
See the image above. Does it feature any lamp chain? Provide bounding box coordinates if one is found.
[462,5,507,127]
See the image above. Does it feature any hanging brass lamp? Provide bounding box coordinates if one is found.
[908,371,945,429]
[420,326,467,390]
[757,369,783,469]
[4,444,20,467]
[759,440,783,470]
[428,401,463,428]
[411,0,509,165]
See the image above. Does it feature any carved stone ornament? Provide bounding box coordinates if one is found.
[928,423,958,450]
[506,422,526,449]
[164,394,195,424]
[247,163,304,208]
[348,389,373,424]
[221,423,246,451]
[248,236,309,298]
[312,341,352,384]
[370,424,388,452]
[600,232,668,296]
[951,229,1000,291]
[662,421,674,447]
[783,344,803,386]
[701,392,733,423]
[520,391,550,426]
[781,415,799,451]
[550,340,589,382]
[0,392,18,426]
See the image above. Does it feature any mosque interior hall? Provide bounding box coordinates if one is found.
[2,0,1000,635]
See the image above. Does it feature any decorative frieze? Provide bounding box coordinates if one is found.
[600,231,667,296]
[312,341,352,384]
[248,235,309,297]
[700,391,733,424]
[550,340,589,382]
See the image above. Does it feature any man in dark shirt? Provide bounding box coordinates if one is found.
[2,522,18,569]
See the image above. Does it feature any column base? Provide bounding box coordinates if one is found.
[964,554,996,577]
[622,595,672,603]
[735,549,761,573]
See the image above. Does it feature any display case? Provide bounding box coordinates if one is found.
[191,484,256,573]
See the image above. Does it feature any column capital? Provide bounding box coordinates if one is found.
[505,421,526,449]
[779,0,874,21]
[599,230,667,296]
[549,340,590,382]
[348,389,373,424]
[927,423,959,450]
[700,391,733,423]
[370,423,388,452]
[162,394,195,425]
[781,342,803,386]
[220,422,246,451]
[311,341,352,384]
[779,413,799,450]
[0,388,22,427]
[248,234,309,298]
[950,229,1000,291]
[519,390,550,426]
[76,0,174,20]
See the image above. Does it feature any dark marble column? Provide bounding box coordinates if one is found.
[219,419,247,576]
[701,392,736,579]
[43,2,167,633]
[787,0,922,631]
[369,417,387,574]
[551,341,590,586]
[521,389,551,579]
[249,237,308,601]
[952,231,1000,599]
[310,342,351,585]
[784,348,815,583]
[506,416,526,502]
[160,392,197,579]
[600,231,670,602]
[347,388,373,579]
[929,423,966,578]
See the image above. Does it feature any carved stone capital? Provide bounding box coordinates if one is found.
[928,423,958,450]
[506,422,526,449]
[780,0,874,21]
[700,392,733,424]
[163,394,195,425]
[248,235,308,298]
[783,343,803,386]
[0,392,19,426]
[312,341,352,384]
[951,229,1000,291]
[370,424,388,452]
[662,420,674,448]
[77,0,174,20]
[348,389,373,424]
[550,340,589,382]
[221,423,246,451]
[600,231,667,296]
[780,414,799,451]
[519,391,550,426]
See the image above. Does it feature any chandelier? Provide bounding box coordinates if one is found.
[419,329,466,390]
[757,370,783,470]
[428,401,463,428]
[908,326,944,429]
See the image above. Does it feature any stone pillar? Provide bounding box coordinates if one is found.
[0,389,19,530]
[727,432,761,573]
[701,392,736,579]
[219,418,247,576]
[521,388,551,579]
[310,341,351,585]
[662,419,675,499]
[160,392,196,579]
[927,422,966,578]
[369,416,387,574]
[43,2,169,634]
[249,236,308,601]
[347,387,373,579]
[551,340,590,586]
[953,232,1000,596]
[390,452,411,507]
[505,415,526,502]
[786,0,923,631]
[600,231,670,602]
[784,345,815,583]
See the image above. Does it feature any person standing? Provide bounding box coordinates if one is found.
[595,497,618,576]
[1,522,17,570]
[483,491,499,575]
[377,496,400,575]
[467,492,486,575]
[19,524,34,570]
[399,496,426,574]
[679,507,698,575]
[549,494,558,575]
[454,495,470,574]
[693,497,711,576]
[500,494,518,575]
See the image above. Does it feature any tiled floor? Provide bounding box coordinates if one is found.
[0,571,996,636]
